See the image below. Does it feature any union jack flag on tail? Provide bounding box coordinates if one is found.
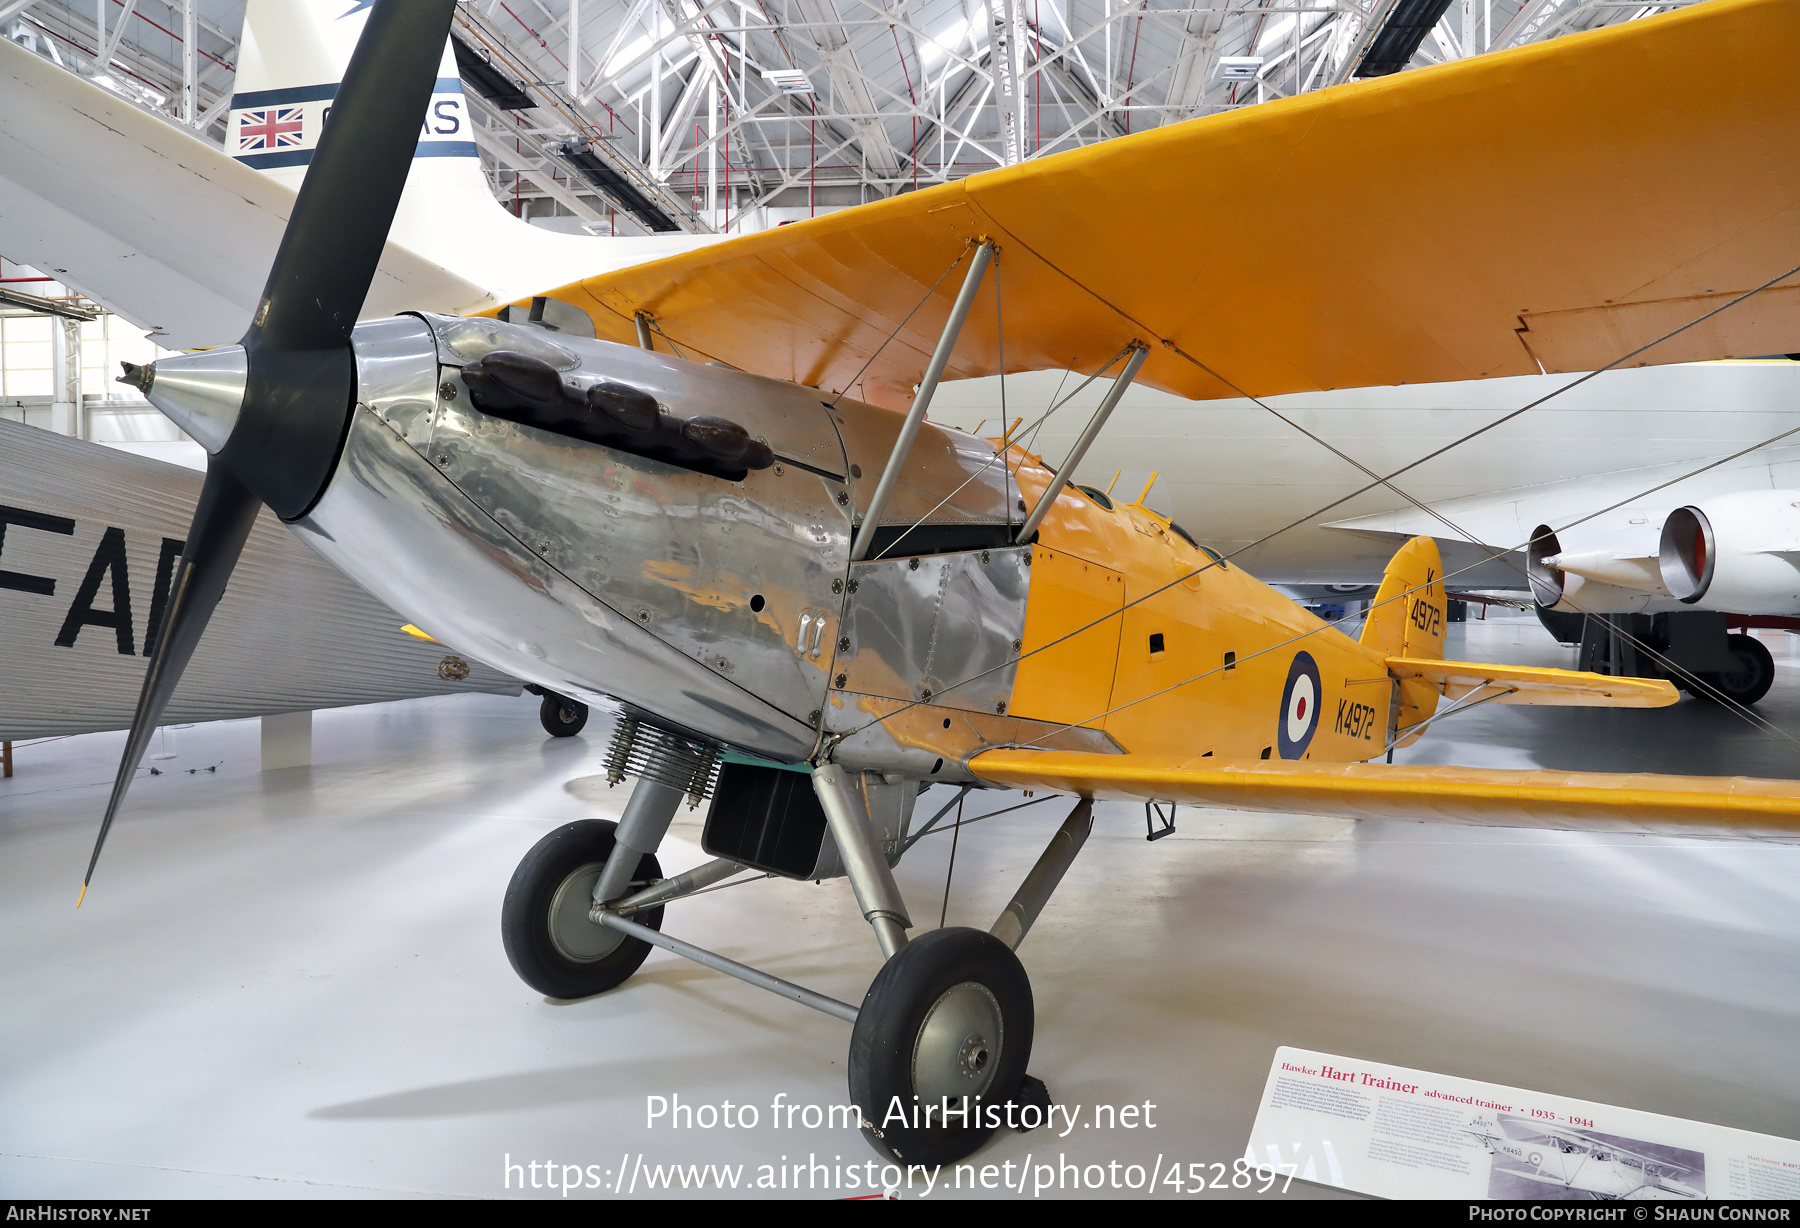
[239,107,305,152]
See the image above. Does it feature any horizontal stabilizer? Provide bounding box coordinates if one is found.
[1386,657,1677,707]
[967,750,1800,841]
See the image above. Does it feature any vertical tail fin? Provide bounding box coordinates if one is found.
[226,0,717,309]
[230,1,492,237]
[1361,536,1447,746]
[1360,535,1447,660]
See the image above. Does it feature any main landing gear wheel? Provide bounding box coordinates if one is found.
[539,694,589,737]
[849,927,1034,1166]
[501,819,662,999]
[1699,633,1776,707]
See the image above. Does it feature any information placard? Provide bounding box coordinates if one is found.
[1245,1046,1800,1200]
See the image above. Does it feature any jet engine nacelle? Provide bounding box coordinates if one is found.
[1527,524,1677,615]
[1659,490,1800,614]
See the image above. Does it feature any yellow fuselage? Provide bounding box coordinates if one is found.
[1004,449,1397,764]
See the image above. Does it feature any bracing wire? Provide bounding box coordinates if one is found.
[1012,484,1800,752]
[1215,419,1800,745]
[827,244,974,410]
[1309,421,1800,745]
[1026,367,1076,458]
[646,319,689,360]
[938,789,966,928]
[916,792,1058,840]
[993,249,1015,536]
[1009,445,1800,753]
[901,783,975,853]
[842,259,1800,750]
[1163,260,1800,540]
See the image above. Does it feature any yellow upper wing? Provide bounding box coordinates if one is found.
[1388,658,1677,707]
[539,0,1800,409]
[969,750,1800,841]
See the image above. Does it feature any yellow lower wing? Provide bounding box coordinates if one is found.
[968,750,1800,841]
[1388,658,1678,707]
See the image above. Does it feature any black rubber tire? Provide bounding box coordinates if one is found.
[501,819,662,999]
[849,927,1034,1166]
[1702,633,1776,706]
[539,693,589,737]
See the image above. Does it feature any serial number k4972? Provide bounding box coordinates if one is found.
[1409,597,1442,637]
[1334,698,1377,741]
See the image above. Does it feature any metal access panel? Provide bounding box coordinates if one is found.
[836,546,1029,715]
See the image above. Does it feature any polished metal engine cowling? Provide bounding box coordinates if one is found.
[297,312,1108,776]
[406,314,854,731]
[297,314,825,759]
[829,396,1018,532]
[823,551,1120,783]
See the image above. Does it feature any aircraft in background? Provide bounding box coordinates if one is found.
[0,0,723,351]
[930,358,1800,594]
[1466,1115,1704,1200]
[45,0,1800,1171]
[0,417,520,742]
[1332,430,1800,705]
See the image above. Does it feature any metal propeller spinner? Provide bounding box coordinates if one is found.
[80,0,459,905]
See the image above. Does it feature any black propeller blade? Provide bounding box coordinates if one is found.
[79,0,459,906]
[80,467,260,906]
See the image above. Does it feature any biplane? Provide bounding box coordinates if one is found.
[1468,1115,1705,1200]
[75,0,1800,1166]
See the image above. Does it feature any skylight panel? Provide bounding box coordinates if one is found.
[1255,15,1297,52]
[919,18,970,66]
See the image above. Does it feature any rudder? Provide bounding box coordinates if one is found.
[1360,536,1446,746]
[227,0,629,305]
[1359,535,1447,661]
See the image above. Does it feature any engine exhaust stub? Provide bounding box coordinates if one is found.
[460,350,775,481]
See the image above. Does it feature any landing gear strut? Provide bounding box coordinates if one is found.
[501,751,1096,1166]
[502,753,690,998]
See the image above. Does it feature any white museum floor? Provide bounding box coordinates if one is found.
[3,613,1798,1199]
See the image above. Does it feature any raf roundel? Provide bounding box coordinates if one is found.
[1278,651,1322,759]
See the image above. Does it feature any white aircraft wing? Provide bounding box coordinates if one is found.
[0,36,491,349]
[1325,436,1800,569]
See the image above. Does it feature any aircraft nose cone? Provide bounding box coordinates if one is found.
[123,345,247,453]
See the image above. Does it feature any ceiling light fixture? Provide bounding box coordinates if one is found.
[761,69,816,96]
